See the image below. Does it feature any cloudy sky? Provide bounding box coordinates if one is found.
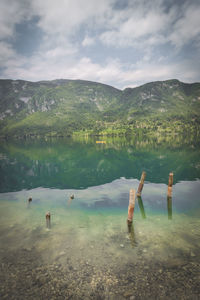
[0,0,200,89]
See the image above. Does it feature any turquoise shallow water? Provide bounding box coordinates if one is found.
[0,179,200,262]
[0,137,200,299]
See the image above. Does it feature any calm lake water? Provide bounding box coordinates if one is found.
[0,136,200,299]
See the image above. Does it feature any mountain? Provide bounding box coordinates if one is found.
[0,78,200,138]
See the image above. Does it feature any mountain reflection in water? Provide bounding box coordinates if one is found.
[0,136,200,192]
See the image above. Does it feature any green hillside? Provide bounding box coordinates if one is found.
[0,78,200,138]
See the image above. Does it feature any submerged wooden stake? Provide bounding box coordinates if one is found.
[46,211,51,228]
[137,196,146,219]
[127,189,135,224]
[127,222,137,248]
[167,172,173,198]
[137,171,146,196]
[68,194,74,206]
[167,196,172,220]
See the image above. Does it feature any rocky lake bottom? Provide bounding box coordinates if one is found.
[0,200,200,300]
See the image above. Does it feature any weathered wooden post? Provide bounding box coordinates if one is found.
[167,196,172,220]
[127,222,136,248]
[137,196,146,219]
[137,171,146,197]
[68,194,74,206]
[46,211,51,228]
[127,189,135,225]
[27,197,32,208]
[167,172,173,198]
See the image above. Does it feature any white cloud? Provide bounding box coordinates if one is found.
[0,0,32,39]
[0,42,15,64]
[0,0,200,88]
[100,1,179,48]
[82,36,95,47]
[45,45,77,59]
[2,48,199,89]
[99,0,200,52]
[0,41,27,75]
[169,3,200,48]
[31,0,113,36]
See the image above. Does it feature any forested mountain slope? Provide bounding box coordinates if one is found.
[0,78,199,138]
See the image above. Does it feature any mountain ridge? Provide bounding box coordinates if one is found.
[1,77,200,90]
[0,78,200,138]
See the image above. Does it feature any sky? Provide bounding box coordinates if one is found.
[0,0,200,90]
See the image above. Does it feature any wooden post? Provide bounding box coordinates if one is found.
[68,194,74,206]
[137,196,146,219]
[167,172,173,198]
[167,196,172,220]
[127,222,136,248]
[127,189,135,225]
[27,197,32,208]
[46,211,51,228]
[137,171,146,196]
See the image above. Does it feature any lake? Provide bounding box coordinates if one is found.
[0,136,200,299]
